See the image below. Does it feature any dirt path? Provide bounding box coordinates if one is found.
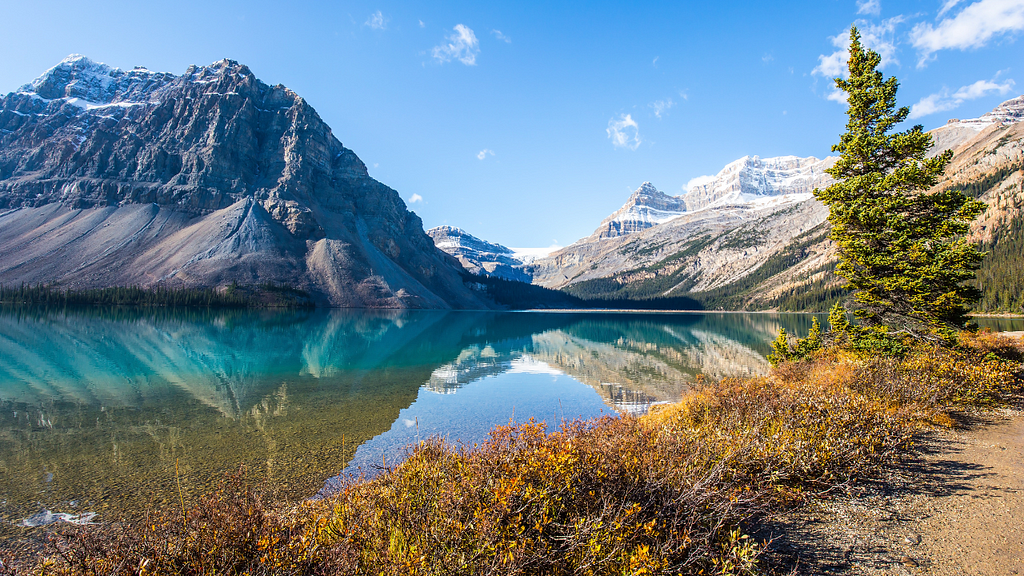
[762,408,1024,575]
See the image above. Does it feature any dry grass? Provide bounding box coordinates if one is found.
[12,333,1023,575]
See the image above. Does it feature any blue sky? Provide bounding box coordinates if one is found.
[1,0,1022,248]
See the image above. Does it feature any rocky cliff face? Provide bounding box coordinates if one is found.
[681,155,835,212]
[426,225,532,283]
[591,182,688,240]
[0,56,491,309]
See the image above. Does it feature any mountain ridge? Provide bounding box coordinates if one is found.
[0,55,493,309]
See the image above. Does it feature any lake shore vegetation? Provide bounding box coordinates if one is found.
[5,327,1020,575]
[0,283,314,309]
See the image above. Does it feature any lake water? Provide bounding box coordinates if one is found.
[0,308,1018,527]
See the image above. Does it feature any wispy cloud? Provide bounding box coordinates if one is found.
[761,53,775,63]
[812,17,905,102]
[491,29,511,43]
[910,0,1024,67]
[650,98,675,119]
[433,24,481,65]
[408,193,423,204]
[909,76,1015,118]
[365,10,388,30]
[857,0,882,16]
[419,19,426,28]
[938,0,967,16]
[685,175,716,191]
[607,114,641,150]
[652,56,660,67]
[476,149,494,160]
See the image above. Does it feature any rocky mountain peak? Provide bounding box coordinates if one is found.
[19,54,175,105]
[681,155,834,212]
[427,226,532,283]
[928,94,1024,156]
[968,94,1024,126]
[0,56,493,309]
[593,182,687,240]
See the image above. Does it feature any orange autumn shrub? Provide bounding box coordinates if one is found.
[22,333,1023,576]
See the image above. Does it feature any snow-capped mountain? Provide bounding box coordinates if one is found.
[16,54,175,108]
[592,182,688,239]
[929,94,1024,155]
[589,157,834,244]
[531,95,1023,311]
[427,226,533,283]
[0,55,494,309]
[681,155,835,213]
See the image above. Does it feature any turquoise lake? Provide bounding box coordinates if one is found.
[0,308,1019,527]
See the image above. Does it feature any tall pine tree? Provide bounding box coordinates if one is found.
[814,27,986,340]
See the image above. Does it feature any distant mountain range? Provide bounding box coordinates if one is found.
[0,55,492,309]
[431,95,1024,312]
[1,56,1019,312]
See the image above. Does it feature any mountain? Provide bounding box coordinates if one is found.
[682,155,835,212]
[928,95,1024,155]
[530,95,1024,312]
[0,55,492,309]
[426,225,533,283]
[591,182,687,240]
[530,155,836,308]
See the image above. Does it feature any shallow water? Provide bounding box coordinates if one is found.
[0,307,1012,525]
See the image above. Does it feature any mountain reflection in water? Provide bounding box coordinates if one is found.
[0,307,830,524]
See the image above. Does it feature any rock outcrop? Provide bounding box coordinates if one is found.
[0,55,492,309]
[681,155,835,212]
[426,225,532,283]
[591,182,688,240]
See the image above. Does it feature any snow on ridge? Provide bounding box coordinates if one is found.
[945,94,1024,132]
[509,245,562,262]
[681,155,834,212]
[608,205,685,226]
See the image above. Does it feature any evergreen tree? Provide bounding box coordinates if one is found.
[814,27,986,339]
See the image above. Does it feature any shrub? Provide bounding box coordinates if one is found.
[17,333,1023,575]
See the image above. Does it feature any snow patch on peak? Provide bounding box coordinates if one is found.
[509,245,562,262]
[682,155,835,212]
[427,226,535,283]
[927,94,1024,157]
[17,54,173,106]
[593,182,688,240]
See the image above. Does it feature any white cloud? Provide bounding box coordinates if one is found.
[365,10,388,30]
[476,149,494,160]
[938,0,967,16]
[857,0,882,15]
[409,193,423,203]
[762,53,775,63]
[827,89,849,104]
[491,29,511,43]
[685,175,715,191]
[813,17,904,77]
[607,114,641,150]
[813,17,905,103]
[419,19,426,28]
[909,76,1015,118]
[653,56,660,67]
[432,24,480,65]
[910,0,1024,67]
[650,98,675,119]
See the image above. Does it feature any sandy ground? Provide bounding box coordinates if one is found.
[761,408,1024,575]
